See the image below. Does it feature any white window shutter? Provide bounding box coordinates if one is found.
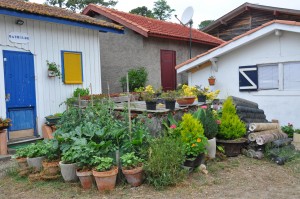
[258,64,278,90]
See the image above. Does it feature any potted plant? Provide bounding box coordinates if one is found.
[281,123,295,138]
[161,90,177,110]
[176,85,197,106]
[217,97,247,157]
[15,146,29,170]
[142,85,157,110]
[42,139,60,179]
[121,152,144,187]
[73,88,90,106]
[92,156,118,191]
[208,76,216,86]
[47,60,61,78]
[177,113,208,168]
[0,117,11,130]
[194,108,218,159]
[59,145,79,182]
[26,142,47,171]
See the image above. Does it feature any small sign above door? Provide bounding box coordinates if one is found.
[8,32,30,44]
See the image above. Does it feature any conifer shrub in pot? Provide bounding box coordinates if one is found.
[144,136,186,189]
[26,142,47,171]
[121,152,144,187]
[217,97,247,157]
[92,157,118,191]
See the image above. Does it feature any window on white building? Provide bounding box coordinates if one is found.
[258,64,279,90]
[284,62,300,90]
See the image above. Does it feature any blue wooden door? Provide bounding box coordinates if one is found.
[3,51,37,139]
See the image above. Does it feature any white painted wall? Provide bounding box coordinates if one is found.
[189,31,300,128]
[0,14,101,135]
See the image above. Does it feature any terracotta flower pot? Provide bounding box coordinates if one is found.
[208,78,216,86]
[93,167,118,191]
[76,170,93,189]
[122,166,143,187]
[16,157,28,169]
[42,160,60,176]
[176,97,195,106]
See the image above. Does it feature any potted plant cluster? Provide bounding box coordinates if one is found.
[142,85,157,110]
[217,97,247,157]
[47,60,61,78]
[161,90,177,110]
[26,142,48,171]
[15,147,29,170]
[121,152,144,187]
[92,157,118,191]
[195,85,209,102]
[45,113,62,125]
[176,84,197,106]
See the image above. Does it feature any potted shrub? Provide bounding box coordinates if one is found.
[73,88,90,106]
[195,85,209,102]
[42,140,60,178]
[208,76,216,86]
[0,117,11,130]
[176,85,197,106]
[194,108,218,159]
[59,146,79,182]
[26,142,47,171]
[45,113,62,125]
[92,157,118,191]
[121,152,144,187]
[161,90,177,110]
[15,146,29,170]
[217,97,247,157]
[47,60,61,78]
[177,113,208,168]
[142,85,157,110]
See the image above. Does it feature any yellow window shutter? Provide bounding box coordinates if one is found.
[63,52,83,84]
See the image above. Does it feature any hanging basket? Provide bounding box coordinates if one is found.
[208,78,216,86]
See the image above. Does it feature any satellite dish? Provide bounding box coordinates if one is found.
[181,6,194,25]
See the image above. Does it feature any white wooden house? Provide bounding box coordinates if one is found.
[0,0,123,141]
[176,20,300,128]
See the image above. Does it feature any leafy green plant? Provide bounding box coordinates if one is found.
[121,67,148,92]
[92,157,114,172]
[26,142,48,158]
[281,123,294,138]
[46,60,61,78]
[218,97,246,140]
[43,139,60,161]
[194,108,218,139]
[144,136,186,189]
[120,76,127,92]
[161,90,177,101]
[142,85,156,102]
[177,113,207,157]
[73,88,89,97]
[15,146,29,159]
[121,152,143,169]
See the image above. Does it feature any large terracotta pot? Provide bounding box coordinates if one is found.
[176,97,195,106]
[122,166,143,187]
[93,167,118,191]
[76,170,93,189]
[42,160,60,176]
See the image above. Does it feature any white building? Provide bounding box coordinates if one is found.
[176,20,300,128]
[0,0,123,141]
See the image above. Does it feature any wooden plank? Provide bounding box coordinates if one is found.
[188,61,212,73]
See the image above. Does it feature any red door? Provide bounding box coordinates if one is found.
[160,50,176,91]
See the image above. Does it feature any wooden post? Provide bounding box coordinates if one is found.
[0,129,8,155]
[127,73,132,141]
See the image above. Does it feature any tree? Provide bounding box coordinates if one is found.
[152,0,175,21]
[129,6,154,18]
[45,0,118,11]
[198,20,214,30]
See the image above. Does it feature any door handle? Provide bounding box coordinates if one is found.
[5,93,10,102]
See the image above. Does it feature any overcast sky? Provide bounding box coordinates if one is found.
[31,0,300,27]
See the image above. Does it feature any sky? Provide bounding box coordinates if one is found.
[31,0,300,28]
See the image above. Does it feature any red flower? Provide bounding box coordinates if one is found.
[201,105,208,109]
[216,120,221,125]
[170,124,177,129]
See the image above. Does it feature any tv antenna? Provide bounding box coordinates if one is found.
[175,6,194,59]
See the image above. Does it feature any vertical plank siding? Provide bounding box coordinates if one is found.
[208,9,300,41]
[0,15,101,135]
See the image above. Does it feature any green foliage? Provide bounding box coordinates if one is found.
[73,88,89,97]
[121,67,148,92]
[121,152,143,169]
[129,6,154,18]
[46,60,61,78]
[161,90,177,101]
[198,20,214,30]
[218,97,246,140]
[195,108,218,139]
[92,157,114,172]
[119,76,127,92]
[15,146,30,159]
[43,139,60,161]
[281,123,294,138]
[144,136,186,189]
[26,142,48,158]
[45,0,117,11]
[153,0,175,21]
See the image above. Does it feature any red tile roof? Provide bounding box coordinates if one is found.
[0,0,123,30]
[175,20,300,70]
[82,4,224,46]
